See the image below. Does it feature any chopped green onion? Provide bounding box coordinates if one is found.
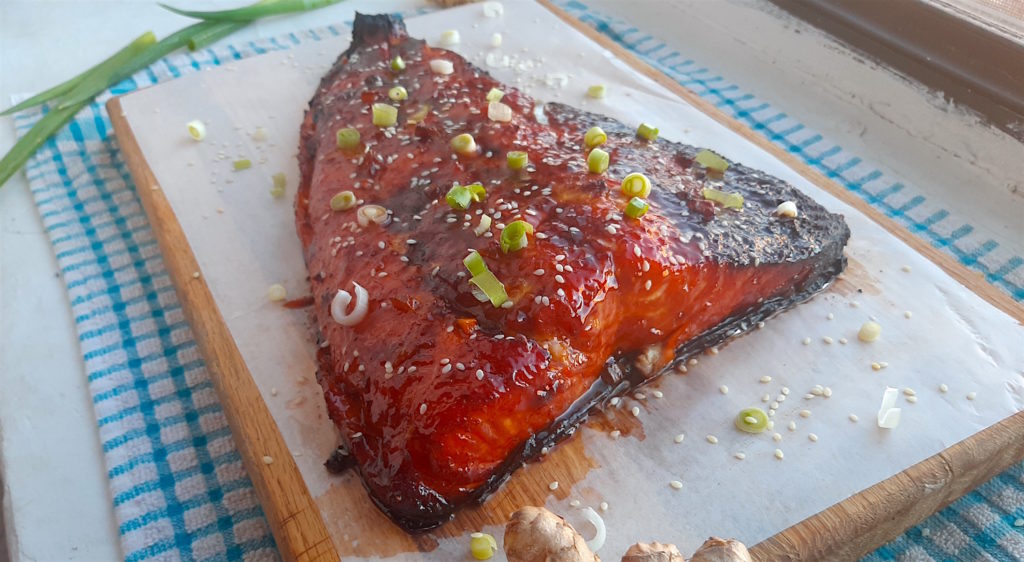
[446,184,473,210]
[157,0,343,23]
[470,532,499,560]
[636,123,659,141]
[390,55,406,72]
[466,182,487,202]
[702,188,744,210]
[233,158,252,171]
[473,214,492,236]
[587,148,609,174]
[464,250,487,276]
[507,151,529,170]
[694,149,729,173]
[586,85,607,99]
[185,21,245,51]
[621,172,651,198]
[330,190,356,211]
[270,172,287,198]
[624,197,650,219]
[388,86,408,101]
[186,120,206,141]
[357,204,389,227]
[735,407,769,433]
[372,103,398,127]
[485,88,504,102]
[469,270,508,307]
[451,133,477,155]
[336,127,361,150]
[500,220,533,253]
[584,126,606,148]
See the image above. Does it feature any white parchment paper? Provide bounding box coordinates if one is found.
[118,1,1024,558]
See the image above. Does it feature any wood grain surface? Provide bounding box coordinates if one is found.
[107,1,1024,560]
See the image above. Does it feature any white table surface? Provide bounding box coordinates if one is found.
[1,1,1020,561]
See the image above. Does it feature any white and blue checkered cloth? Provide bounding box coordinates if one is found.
[8,2,1023,560]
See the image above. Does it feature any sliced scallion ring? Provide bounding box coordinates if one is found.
[372,103,398,127]
[694,149,729,173]
[186,120,206,141]
[270,172,287,198]
[356,204,389,227]
[336,127,360,150]
[621,172,651,198]
[584,126,606,148]
[485,88,504,102]
[506,151,528,170]
[330,190,356,211]
[586,84,606,99]
[702,187,744,210]
[624,197,650,219]
[451,133,477,155]
[233,158,252,171]
[500,220,533,253]
[636,123,659,141]
[469,270,508,307]
[466,182,487,202]
[446,184,473,210]
[735,407,769,433]
[587,148,609,174]
[388,86,408,101]
[390,55,406,72]
[463,250,487,276]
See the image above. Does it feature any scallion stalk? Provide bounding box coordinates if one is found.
[587,148,609,174]
[158,0,342,23]
[500,220,533,253]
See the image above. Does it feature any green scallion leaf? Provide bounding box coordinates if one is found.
[233,158,252,171]
[466,182,487,202]
[446,184,473,210]
[636,123,659,141]
[469,270,508,307]
[372,103,398,128]
[506,151,528,171]
[584,126,606,148]
[464,250,487,276]
[158,0,342,23]
[703,187,744,210]
[390,56,406,72]
[621,172,651,198]
[330,190,356,211]
[336,127,360,150]
[186,21,247,51]
[694,149,729,173]
[500,220,533,254]
[270,172,287,198]
[624,197,650,219]
[388,86,408,102]
[586,85,606,99]
[587,148,609,174]
[485,88,504,102]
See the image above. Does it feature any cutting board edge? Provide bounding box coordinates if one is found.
[107,95,340,562]
[105,0,1024,559]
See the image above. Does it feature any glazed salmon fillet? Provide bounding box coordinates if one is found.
[296,13,850,531]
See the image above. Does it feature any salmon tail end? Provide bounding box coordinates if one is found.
[350,12,407,49]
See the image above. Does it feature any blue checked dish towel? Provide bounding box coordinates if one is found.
[7,1,1024,560]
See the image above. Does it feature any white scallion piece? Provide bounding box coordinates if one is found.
[187,120,206,141]
[581,507,606,551]
[776,201,798,217]
[267,283,287,302]
[490,33,502,48]
[439,30,460,46]
[482,1,504,17]
[858,320,882,342]
[430,59,454,75]
[877,386,902,429]
[487,101,512,122]
[331,282,369,326]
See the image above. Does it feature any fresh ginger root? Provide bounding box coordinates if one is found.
[688,537,753,562]
[620,542,685,562]
[504,506,600,562]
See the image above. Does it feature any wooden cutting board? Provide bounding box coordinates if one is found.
[107,1,1024,560]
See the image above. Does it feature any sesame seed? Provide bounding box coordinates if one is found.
[476,369,484,380]
[441,358,450,365]
[839,338,848,344]
[770,401,779,410]
[673,433,685,443]
[823,387,833,398]
[827,313,834,320]
[772,433,782,442]
[788,421,797,431]
[719,385,729,394]
[734,452,746,460]
[644,279,652,291]
[631,406,640,417]
[823,336,834,344]
[569,500,581,508]
[778,394,788,402]
[706,435,718,444]
[849,414,859,422]
[804,394,815,400]
[652,390,664,399]
[549,481,559,491]
[406,239,418,245]
[903,388,916,397]
[802,337,811,345]
[377,241,386,250]
[871,362,882,371]
[555,274,565,284]
[799,410,812,418]
[633,246,642,258]
[906,396,918,403]
[610,430,620,438]
[676,364,688,374]
[902,265,912,272]
[634,392,646,400]
[904,311,913,319]
[669,480,683,490]
[534,269,545,276]
[599,502,609,512]
[456,362,466,370]
[419,403,427,414]
[967,392,977,400]
[759,376,772,383]
[192,271,200,279]
[939,383,948,393]
[781,387,790,395]
[762,394,771,403]
[708,347,719,355]
[808,433,819,442]
[557,288,566,297]
[774,449,784,460]
[812,385,824,396]
[441,364,452,374]
[610,397,621,407]
[688,358,698,366]
[262,455,274,465]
